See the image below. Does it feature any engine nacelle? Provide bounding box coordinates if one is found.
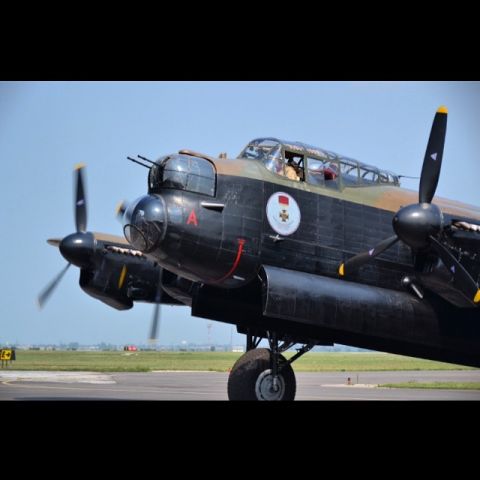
[79,254,162,310]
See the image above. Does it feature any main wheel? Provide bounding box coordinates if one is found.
[227,348,296,401]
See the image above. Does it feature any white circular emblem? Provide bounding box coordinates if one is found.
[266,192,301,236]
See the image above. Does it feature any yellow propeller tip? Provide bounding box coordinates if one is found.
[474,289,480,304]
[437,105,448,114]
[74,163,86,170]
[339,264,345,277]
[115,201,125,215]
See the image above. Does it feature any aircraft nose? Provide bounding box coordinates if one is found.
[123,195,166,252]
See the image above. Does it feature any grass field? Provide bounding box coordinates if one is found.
[1,350,476,373]
[380,382,480,390]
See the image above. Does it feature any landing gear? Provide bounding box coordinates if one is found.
[227,348,295,401]
[227,330,313,401]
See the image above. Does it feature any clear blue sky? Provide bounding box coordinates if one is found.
[1,81,479,346]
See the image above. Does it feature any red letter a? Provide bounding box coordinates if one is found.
[187,210,198,226]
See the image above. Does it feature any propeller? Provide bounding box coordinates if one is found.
[37,164,96,308]
[75,164,87,232]
[148,270,164,344]
[428,236,480,303]
[115,200,128,222]
[37,263,71,309]
[149,304,161,343]
[338,106,480,305]
[39,165,168,342]
[338,235,399,276]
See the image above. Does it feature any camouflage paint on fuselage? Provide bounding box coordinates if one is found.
[213,156,480,221]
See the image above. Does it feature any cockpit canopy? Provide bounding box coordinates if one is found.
[148,154,216,197]
[238,138,400,188]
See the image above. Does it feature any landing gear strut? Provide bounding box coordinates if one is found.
[227,330,314,401]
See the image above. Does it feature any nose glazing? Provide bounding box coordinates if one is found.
[123,195,166,252]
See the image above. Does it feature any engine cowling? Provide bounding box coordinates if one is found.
[79,254,162,310]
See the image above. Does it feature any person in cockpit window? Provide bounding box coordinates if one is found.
[285,158,300,181]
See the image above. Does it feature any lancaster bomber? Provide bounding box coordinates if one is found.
[39,107,480,400]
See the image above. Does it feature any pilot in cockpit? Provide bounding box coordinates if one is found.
[284,152,303,181]
[285,157,300,181]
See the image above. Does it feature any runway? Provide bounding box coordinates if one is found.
[1,370,480,400]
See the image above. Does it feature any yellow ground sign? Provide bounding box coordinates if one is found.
[1,349,13,361]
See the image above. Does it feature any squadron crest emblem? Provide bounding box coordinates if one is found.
[266,192,301,236]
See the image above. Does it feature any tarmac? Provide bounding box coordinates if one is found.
[1,370,480,400]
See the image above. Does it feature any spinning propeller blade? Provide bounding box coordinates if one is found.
[148,270,164,343]
[37,263,71,309]
[39,164,94,307]
[115,200,128,222]
[149,303,161,343]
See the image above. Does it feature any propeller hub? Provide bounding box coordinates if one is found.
[123,195,166,252]
[393,203,443,250]
[59,232,96,267]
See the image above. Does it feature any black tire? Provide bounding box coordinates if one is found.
[227,348,296,401]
